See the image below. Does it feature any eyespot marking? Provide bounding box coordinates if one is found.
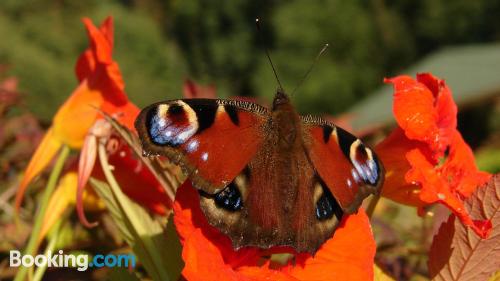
[314,178,343,221]
[148,101,198,146]
[350,140,379,185]
[208,182,243,211]
[184,99,218,134]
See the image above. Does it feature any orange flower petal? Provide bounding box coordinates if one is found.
[238,266,296,281]
[40,172,77,241]
[76,17,126,105]
[387,75,439,148]
[182,229,257,281]
[15,127,62,209]
[174,181,375,281]
[98,17,114,49]
[418,73,456,148]
[441,132,491,197]
[75,17,114,81]
[285,210,375,281]
[82,17,113,65]
[52,79,103,148]
[376,128,426,206]
[405,148,491,238]
[386,73,457,158]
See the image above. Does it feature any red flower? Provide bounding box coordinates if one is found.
[15,17,171,228]
[74,17,172,225]
[173,181,376,281]
[376,73,492,238]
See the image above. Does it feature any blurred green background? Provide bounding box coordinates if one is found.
[0,0,499,117]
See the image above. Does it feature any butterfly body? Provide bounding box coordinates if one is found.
[135,89,383,254]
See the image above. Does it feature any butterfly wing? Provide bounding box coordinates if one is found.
[302,116,384,214]
[135,99,269,194]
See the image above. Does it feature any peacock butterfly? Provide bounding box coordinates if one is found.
[135,88,384,254]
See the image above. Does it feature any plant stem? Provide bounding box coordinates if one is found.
[14,146,70,281]
[32,220,62,281]
[366,194,381,219]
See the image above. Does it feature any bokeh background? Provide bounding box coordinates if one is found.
[0,1,499,280]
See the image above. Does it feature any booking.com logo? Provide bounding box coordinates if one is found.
[10,250,136,271]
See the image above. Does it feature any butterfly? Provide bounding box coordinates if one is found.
[135,88,384,254]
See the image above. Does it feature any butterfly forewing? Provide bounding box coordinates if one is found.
[301,116,384,213]
[135,99,268,194]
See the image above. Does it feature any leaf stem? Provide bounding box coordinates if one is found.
[14,145,70,281]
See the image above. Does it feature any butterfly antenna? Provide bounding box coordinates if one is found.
[291,43,329,96]
[255,18,284,92]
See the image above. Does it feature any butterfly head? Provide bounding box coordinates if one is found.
[272,88,291,111]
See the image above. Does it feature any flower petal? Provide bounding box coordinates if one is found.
[379,73,492,238]
[441,132,491,198]
[52,80,103,148]
[418,73,456,149]
[77,133,99,227]
[15,128,62,209]
[376,128,426,207]
[82,17,113,65]
[405,148,491,238]
[39,172,77,241]
[76,17,126,105]
[285,210,375,281]
[182,229,254,281]
[386,75,440,150]
[385,73,457,158]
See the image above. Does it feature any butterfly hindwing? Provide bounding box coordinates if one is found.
[199,138,344,254]
[135,99,268,194]
[302,116,384,213]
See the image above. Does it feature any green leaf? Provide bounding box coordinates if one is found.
[90,177,183,281]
